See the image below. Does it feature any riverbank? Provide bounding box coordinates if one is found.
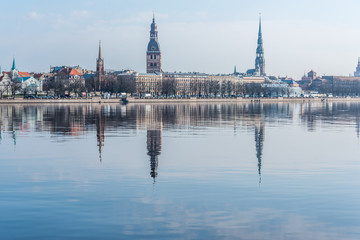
[1,97,360,104]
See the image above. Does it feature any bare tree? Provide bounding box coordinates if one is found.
[162,78,177,97]
[190,80,198,97]
[226,81,234,96]
[209,80,220,97]
[9,81,22,97]
[0,85,6,99]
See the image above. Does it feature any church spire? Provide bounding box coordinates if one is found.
[147,15,161,73]
[258,14,262,37]
[11,57,17,71]
[98,40,102,60]
[255,15,265,76]
[257,15,263,53]
[96,41,105,91]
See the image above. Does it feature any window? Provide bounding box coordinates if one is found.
[150,55,153,59]
[154,55,156,59]
[150,63,153,67]
[154,63,157,67]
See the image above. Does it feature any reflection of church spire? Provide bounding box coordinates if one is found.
[96,109,105,162]
[356,116,360,139]
[255,122,265,184]
[12,130,17,146]
[147,129,162,181]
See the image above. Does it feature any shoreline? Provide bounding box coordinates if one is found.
[0,97,360,104]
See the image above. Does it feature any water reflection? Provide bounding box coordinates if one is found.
[1,102,360,239]
[147,130,161,180]
[96,107,105,162]
[255,121,264,184]
[1,102,360,179]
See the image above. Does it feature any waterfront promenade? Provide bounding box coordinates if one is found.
[1,97,360,104]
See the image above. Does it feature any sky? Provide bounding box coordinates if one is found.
[1,0,360,79]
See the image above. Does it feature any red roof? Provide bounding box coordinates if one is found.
[2,71,31,78]
[59,68,83,76]
[18,72,31,77]
[69,68,83,76]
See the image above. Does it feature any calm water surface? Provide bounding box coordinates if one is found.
[0,102,359,239]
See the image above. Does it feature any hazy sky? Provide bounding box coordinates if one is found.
[1,0,360,78]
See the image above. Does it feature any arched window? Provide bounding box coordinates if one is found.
[150,63,153,67]
[154,63,157,67]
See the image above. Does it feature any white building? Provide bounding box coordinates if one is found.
[0,58,42,97]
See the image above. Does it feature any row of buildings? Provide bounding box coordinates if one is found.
[297,59,360,96]
[1,15,360,97]
[0,15,269,97]
[115,16,269,97]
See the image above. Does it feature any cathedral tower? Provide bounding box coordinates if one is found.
[255,16,265,76]
[146,15,161,73]
[96,41,105,90]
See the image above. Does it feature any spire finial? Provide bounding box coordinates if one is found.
[11,57,16,71]
[152,11,155,22]
[259,13,262,35]
[98,40,102,59]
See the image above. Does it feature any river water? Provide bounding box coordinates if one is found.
[0,102,359,239]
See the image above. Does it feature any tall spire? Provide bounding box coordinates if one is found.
[96,41,105,91]
[98,40,102,59]
[258,14,262,37]
[147,14,161,73]
[257,14,263,52]
[255,14,265,76]
[11,57,17,71]
[150,13,158,39]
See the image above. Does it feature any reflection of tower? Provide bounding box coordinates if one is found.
[255,122,265,184]
[143,104,163,181]
[147,129,162,180]
[96,108,105,162]
[356,116,360,139]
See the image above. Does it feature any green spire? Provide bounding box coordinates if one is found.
[259,14,262,37]
[11,58,17,71]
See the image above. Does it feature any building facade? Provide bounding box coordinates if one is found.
[146,16,161,73]
[0,58,42,96]
[117,71,263,97]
